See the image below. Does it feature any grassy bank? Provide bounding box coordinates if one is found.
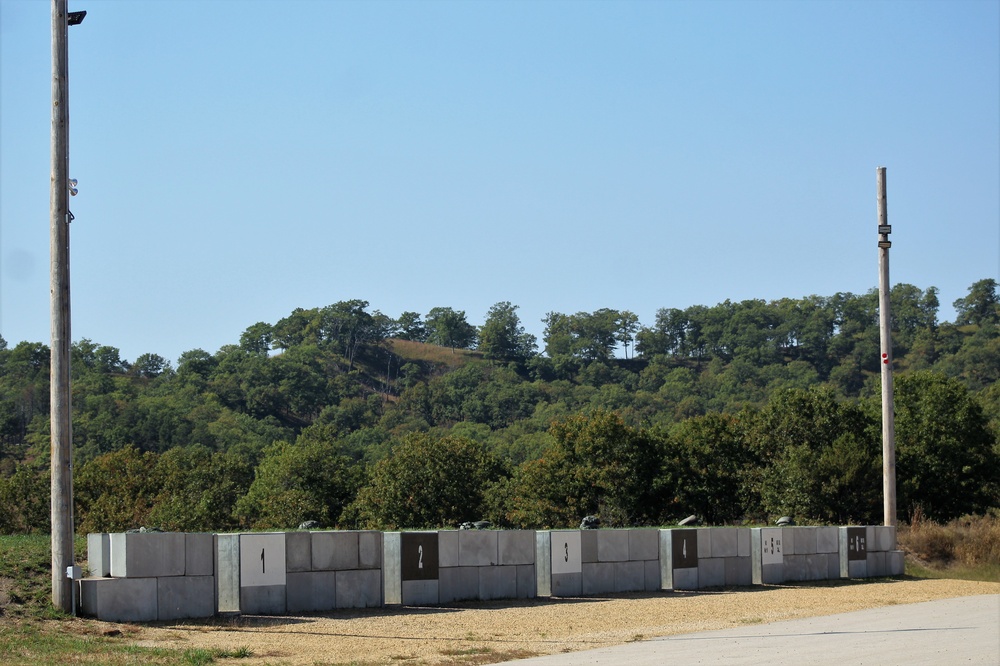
[0,533,250,665]
[897,513,1000,582]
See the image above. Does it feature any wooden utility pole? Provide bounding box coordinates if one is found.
[50,0,74,614]
[876,167,897,527]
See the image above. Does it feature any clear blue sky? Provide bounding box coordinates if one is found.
[2,0,998,366]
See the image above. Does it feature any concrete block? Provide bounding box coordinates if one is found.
[847,558,867,579]
[781,527,797,555]
[874,526,896,552]
[241,584,286,615]
[286,571,336,613]
[551,530,582,574]
[737,528,751,558]
[672,567,699,591]
[185,533,214,577]
[597,530,630,562]
[804,554,827,581]
[80,576,157,622]
[580,529,598,563]
[710,529,738,558]
[696,528,712,559]
[284,532,312,573]
[479,565,517,600]
[724,556,752,586]
[826,552,841,580]
[241,533,286,587]
[629,529,659,562]
[582,562,615,595]
[760,562,784,584]
[887,550,905,576]
[87,533,110,577]
[438,531,460,568]
[867,551,887,577]
[215,534,240,613]
[401,579,438,606]
[459,530,498,566]
[158,575,215,621]
[312,531,359,571]
[516,564,536,599]
[110,532,186,578]
[536,531,552,597]
[816,527,839,554]
[615,560,645,593]
[499,530,535,565]
[337,569,382,608]
[866,526,876,552]
[551,572,582,597]
[383,532,401,605]
[784,554,807,582]
[439,566,479,603]
[698,558,725,588]
[794,527,817,555]
[644,559,661,591]
[358,531,382,569]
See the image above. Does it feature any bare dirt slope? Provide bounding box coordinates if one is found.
[127,578,998,665]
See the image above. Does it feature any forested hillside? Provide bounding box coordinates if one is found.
[1,280,997,534]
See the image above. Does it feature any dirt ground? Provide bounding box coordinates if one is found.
[111,577,1000,666]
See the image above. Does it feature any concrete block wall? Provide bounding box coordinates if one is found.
[285,530,383,613]
[81,532,216,622]
[840,525,903,578]
[661,528,751,590]
[538,529,659,597]
[82,525,904,622]
[385,530,535,605]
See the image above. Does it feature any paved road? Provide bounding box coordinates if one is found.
[511,594,1000,665]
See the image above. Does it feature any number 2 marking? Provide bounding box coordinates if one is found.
[418,544,424,569]
[260,548,265,574]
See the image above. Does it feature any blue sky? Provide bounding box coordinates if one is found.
[2,0,998,366]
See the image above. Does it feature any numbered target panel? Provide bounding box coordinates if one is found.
[760,527,784,565]
[550,530,582,575]
[240,533,287,587]
[671,529,698,569]
[846,527,867,561]
[401,532,439,581]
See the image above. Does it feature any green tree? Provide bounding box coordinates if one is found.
[236,438,365,529]
[953,278,999,327]
[348,433,505,529]
[75,445,162,533]
[746,389,880,523]
[425,307,477,351]
[887,372,1000,520]
[477,301,537,363]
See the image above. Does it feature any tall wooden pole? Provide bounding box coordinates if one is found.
[50,0,74,613]
[876,167,897,527]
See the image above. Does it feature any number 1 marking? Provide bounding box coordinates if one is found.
[682,539,687,559]
[260,548,265,574]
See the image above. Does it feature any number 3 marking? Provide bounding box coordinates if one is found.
[565,542,569,562]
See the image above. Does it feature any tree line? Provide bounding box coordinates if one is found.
[0,279,997,534]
